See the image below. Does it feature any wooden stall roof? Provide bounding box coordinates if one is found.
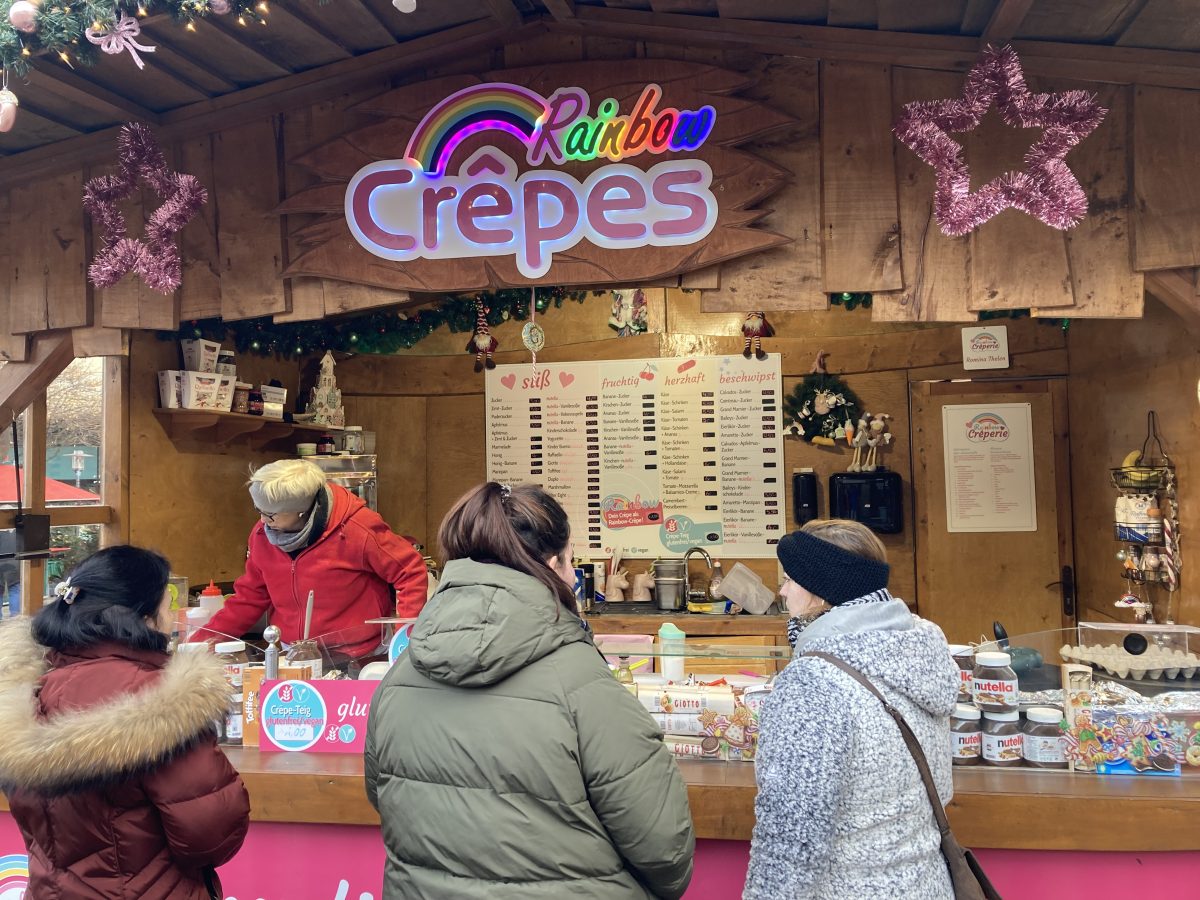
[4,0,1200,179]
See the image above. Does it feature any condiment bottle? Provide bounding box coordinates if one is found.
[951,703,982,766]
[982,710,1023,767]
[614,655,634,685]
[215,640,249,745]
[316,433,336,455]
[287,639,324,679]
[247,389,264,416]
[232,382,252,414]
[707,560,724,601]
[948,644,975,704]
[198,580,224,618]
[1022,707,1068,769]
[343,425,364,454]
[658,622,686,683]
[972,651,1019,712]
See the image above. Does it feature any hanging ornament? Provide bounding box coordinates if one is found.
[782,351,863,446]
[393,0,417,11]
[209,0,232,13]
[8,1,39,33]
[466,299,498,373]
[522,288,545,367]
[86,14,157,70]
[0,72,18,134]
[893,44,1107,236]
[740,311,774,361]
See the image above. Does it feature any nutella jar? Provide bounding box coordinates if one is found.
[951,703,982,766]
[287,639,324,679]
[215,640,249,745]
[972,651,1019,712]
[948,644,974,704]
[1022,707,1067,769]
[982,710,1023,767]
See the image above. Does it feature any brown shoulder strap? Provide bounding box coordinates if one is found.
[802,650,952,837]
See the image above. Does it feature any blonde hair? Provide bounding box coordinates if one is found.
[800,518,887,564]
[248,458,327,510]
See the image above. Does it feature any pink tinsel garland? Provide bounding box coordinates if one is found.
[82,122,207,294]
[893,45,1107,237]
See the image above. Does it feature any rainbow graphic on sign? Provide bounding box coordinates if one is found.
[0,853,29,898]
[969,331,1001,350]
[405,83,549,176]
[965,412,1010,442]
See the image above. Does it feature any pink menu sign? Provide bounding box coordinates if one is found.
[258,679,377,754]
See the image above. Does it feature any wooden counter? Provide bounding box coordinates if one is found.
[99,748,1194,852]
[584,611,789,637]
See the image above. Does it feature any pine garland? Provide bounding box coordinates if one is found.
[830,292,873,310]
[158,287,598,357]
[0,1,267,75]
[782,371,863,444]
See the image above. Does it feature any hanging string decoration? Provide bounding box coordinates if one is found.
[782,351,863,447]
[467,298,499,373]
[893,44,1107,236]
[83,122,207,294]
[521,286,546,369]
[0,1,269,76]
[159,287,597,358]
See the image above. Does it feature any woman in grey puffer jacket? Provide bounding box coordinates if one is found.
[744,520,959,900]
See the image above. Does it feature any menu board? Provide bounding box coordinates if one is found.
[486,354,786,557]
[941,403,1037,533]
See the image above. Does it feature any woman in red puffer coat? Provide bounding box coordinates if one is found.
[0,545,249,900]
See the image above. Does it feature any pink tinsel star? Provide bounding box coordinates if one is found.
[83,122,207,294]
[893,45,1107,236]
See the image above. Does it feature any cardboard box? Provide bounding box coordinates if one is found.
[243,663,314,748]
[181,372,235,411]
[181,338,221,373]
[158,370,182,409]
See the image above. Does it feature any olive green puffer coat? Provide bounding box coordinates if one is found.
[365,559,695,899]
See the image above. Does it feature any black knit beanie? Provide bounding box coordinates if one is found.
[776,530,890,606]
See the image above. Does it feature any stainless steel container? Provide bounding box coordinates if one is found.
[309,454,378,511]
[654,576,687,611]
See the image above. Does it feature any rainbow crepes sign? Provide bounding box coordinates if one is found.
[346,81,720,278]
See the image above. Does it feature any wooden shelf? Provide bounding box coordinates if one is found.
[152,408,340,450]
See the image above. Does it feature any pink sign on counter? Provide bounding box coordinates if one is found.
[258,679,377,754]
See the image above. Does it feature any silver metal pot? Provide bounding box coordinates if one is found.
[653,576,687,611]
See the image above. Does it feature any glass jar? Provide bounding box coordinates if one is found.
[232,382,252,414]
[614,655,634,685]
[1022,706,1068,769]
[972,651,1019,712]
[951,703,982,766]
[343,425,364,454]
[247,389,264,416]
[948,644,974,704]
[215,640,249,745]
[982,710,1023,767]
[316,433,336,455]
[287,639,324,679]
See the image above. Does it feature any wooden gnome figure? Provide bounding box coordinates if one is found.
[467,300,498,373]
[742,311,775,360]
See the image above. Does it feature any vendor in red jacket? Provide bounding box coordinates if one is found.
[198,458,427,655]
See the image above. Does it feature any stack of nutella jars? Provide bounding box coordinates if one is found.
[948,645,1067,770]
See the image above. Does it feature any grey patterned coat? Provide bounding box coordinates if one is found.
[744,594,959,900]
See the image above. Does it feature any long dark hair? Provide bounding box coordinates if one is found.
[438,482,575,613]
[32,545,172,653]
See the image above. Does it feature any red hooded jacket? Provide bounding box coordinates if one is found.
[0,620,249,899]
[200,484,427,655]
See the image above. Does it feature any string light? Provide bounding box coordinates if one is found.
[185,21,196,30]
[237,15,246,25]
[137,5,147,15]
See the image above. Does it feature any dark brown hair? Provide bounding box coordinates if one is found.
[438,482,576,613]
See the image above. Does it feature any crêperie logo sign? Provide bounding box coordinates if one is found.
[965,412,1010,443]
[345,82,718,278]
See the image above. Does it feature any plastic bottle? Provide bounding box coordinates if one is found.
[198,581,225,618]
[185,606,211,639]
[658,622,686,683]
[707,560,724,601]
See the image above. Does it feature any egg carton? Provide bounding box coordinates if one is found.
[1060,644,1200,681]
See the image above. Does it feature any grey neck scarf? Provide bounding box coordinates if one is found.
[264,488,327,554]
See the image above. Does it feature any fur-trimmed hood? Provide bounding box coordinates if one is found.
[0,618,232,793]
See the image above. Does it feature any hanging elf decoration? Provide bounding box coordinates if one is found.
[783,351,863,446]
[467,298,499,373]
[741,311,774,361]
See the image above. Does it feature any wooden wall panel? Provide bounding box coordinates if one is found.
[176,135,222,321]
[425,394,486,554]
[214,118,288,321]
[702,57,826,312]
[1067,296,1200,626]
[10,171,87,334]
[820,61,902,293]
[1038,81,1142,318]
[874,68,973,323]
[342,394,428,544]
[0,193,29,362]
[94,182,182,331]
[1132,86,1200,272]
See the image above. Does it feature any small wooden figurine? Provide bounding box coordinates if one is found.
[741,311,775,360]
[467,300,498,372]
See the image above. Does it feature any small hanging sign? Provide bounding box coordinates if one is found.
[961,325,1010,371]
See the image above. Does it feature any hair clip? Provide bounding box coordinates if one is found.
[54,579,80,605]
[498,483,512,501]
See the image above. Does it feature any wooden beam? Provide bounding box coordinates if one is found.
[270,3,355,57]
[101,356,129,546]
[28,58,160,124]
[1145,269,1200,337]
[980,0,1034,45]
[141,28,241,93]
[136,54,214,100]
[482,0,524,28]
[0,18,534,190]
[199,15,294,75]
[542,0,577,20]
[18,102,85,134]
[353,0,400,43]
[549,7,1200,88]
[0,332,74,427]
